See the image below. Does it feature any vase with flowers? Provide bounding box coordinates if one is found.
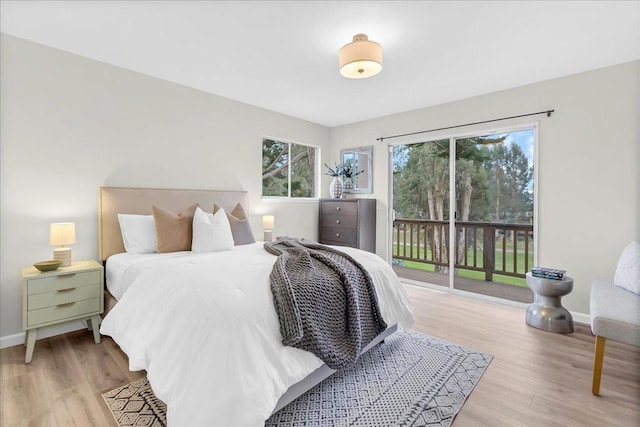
[324,162,365,198]
[324,163,344,198]
[341,161,364,193]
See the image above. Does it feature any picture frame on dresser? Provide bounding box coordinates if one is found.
[318,198,376,253]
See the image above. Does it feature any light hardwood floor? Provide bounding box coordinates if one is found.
[1,284,639,426]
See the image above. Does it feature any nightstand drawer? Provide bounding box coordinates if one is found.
[321,201,358,216]
[27,270,101,295]
[28,284,101,310]
[322,214,358,229]
[27,297,101,327]
[320,227,357,246]
[21,260,104,363]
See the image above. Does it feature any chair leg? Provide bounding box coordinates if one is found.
[592,335,606,395]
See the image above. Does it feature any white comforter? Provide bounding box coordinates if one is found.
[100,243,414,426]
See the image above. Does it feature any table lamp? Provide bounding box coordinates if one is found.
[50,222,76,267]
[262,215,274,242]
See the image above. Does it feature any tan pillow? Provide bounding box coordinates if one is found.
[152,204,198,253]
[213,203,256,245]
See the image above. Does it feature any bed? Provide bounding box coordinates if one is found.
[98,187,415,426]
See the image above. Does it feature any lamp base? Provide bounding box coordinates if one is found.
[53,247,72,267]
[264,230,273,243]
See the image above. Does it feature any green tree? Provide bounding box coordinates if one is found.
[483,143,532,223]
[262,140,316,197]
[393,131,534,278]
[393,136,499,268]
[394,140,451,267]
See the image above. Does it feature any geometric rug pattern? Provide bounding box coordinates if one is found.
[103,329,492,427]
[102,377,166,427]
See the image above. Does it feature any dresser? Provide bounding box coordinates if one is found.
[21,260,104,363]
[319,198,376,252]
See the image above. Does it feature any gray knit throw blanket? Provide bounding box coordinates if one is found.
[264,237,387,370]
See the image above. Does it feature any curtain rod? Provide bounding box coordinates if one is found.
[376,109,554,142]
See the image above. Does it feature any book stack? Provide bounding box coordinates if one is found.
[531,267,566,280]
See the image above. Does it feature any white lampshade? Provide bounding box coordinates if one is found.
[50,223,75,267]
[339,34,382,79]
[262,215,275,230]
[262,215,275,242]
[50,223,76,246]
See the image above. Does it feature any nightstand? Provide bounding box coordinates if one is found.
[21,260,104,363]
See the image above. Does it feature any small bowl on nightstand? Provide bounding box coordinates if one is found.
[33,260,63,272]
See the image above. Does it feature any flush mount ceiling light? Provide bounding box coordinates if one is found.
[339,33,382,79]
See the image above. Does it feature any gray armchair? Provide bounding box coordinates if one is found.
[590,279,640,395]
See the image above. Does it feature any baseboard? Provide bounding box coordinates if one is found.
[403,280,592,327]
[571,311,590,326]
[0,321,88,349]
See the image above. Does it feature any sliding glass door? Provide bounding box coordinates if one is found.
[392,139,451,287]
[390,126,536,303]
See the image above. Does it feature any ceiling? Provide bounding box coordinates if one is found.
[1,1,639,127]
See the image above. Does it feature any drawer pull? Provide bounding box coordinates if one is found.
[336,233,340,238]
[336,206,341,211]
[57,287,76,293]
[336,220,341,224]
[56,302,76,308]
[57,273,76,278]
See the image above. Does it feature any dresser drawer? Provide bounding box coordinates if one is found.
[318,199,376,253]
[27,270,101,295]
[320,201,358,216]
[28,284,101,311]
[321,213,358,229]
[27,297,101,327]
[320,227,357,246]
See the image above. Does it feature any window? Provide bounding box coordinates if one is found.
[391,125,536,303]
[262,138,318,198]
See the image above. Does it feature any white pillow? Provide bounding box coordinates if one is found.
[191,207,234,253]
[117,214,157,254]
[614,241,640,295]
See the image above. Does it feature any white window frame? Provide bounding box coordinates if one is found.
[261,136,320,200]
[386,122,539,307]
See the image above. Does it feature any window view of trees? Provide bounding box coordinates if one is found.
[392,129,535,292]
[393,130,534,224]
[262,138,317,198]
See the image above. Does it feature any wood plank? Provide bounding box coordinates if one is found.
[1,369,56,427]
[49,382,112,427]
[66,330,133,394]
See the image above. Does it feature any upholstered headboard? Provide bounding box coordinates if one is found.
[99,187,249,260]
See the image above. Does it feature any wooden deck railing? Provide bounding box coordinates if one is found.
[393,219,533,281]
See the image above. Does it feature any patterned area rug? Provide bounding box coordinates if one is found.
[102,377,166,427]
[102,329,492,426]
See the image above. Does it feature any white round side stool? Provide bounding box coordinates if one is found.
[525,272,574,334]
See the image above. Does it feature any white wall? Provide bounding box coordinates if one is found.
[2,33,637,343]
[331,60,640,316]
[0,35,331,339]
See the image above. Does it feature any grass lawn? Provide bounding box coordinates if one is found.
[393,244,531,288]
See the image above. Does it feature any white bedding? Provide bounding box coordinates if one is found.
[106,251,193,300]
[100,243,414,426]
